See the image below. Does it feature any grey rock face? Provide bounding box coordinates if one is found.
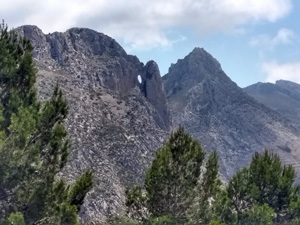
[141,61,171,130]
[244,80,300,124]
[163,47,300,181]
[16,25,170,224]
[16,26,142,94]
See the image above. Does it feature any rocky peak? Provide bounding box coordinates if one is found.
[141,60,171,130]
[164,48,300,180]
[15,25,44,42]
[16,25,142,94]
[16,26,171,131]
[167,47,222,76]
[163,47,231,99]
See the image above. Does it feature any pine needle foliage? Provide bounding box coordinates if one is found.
[145,127,206,222]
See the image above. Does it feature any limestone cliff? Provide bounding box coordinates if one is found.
[16,25,170,224]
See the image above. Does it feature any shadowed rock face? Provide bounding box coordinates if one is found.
[141,61,171,130]
[16,25,170,224]
[244,80,300,125]
[163,47,300,181]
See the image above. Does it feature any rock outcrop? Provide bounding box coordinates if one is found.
[244,80,300,124]
[141,61,171,130]
[16,25,170,224]
[163,47,300,181]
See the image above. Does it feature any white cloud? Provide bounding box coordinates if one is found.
[250,28,295,48]
[0,0,292,49]
[263,62,300,84]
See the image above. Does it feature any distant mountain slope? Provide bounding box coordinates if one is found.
[163,48,300,181]
[244,80,300,124]
[16,25,170,224]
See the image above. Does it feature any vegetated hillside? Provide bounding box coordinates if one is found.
[16,25,170,224]
[163,47,300,181]
[244,80,300,124]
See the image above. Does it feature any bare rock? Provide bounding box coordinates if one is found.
[16,25,170,224]
[140,61,171,130]
[244,80,300,125]
[163,47,300,181]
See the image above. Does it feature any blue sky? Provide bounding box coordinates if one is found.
[1,0,300,87]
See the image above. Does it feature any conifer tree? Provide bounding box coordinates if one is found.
[69,170,93,212]
[145,127,206,222]
[125,186,149,221]
[226,150,300,225]
[227,168,251,224]
[0,21,37,133]
[188,151,221,224]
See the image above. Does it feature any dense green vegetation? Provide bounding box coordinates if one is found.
[126,128,300,225]
[0,22,93,224]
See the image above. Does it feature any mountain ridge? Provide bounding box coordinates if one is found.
[163,48,300,181]
[15,25,170,223]
[244,80,300,125]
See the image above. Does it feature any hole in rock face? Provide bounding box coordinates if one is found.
[137,75,142,84]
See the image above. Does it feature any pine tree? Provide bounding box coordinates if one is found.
[145,127,206,222]
[226,150,300,225]
[211,189,235,225]
[0,20,37,133]
[227,168,252,224]
[125,186,149,221]
[188,151,221,224]
[69,170,93,212]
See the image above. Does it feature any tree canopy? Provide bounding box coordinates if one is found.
[126,129,300,225]
[126,127,221,225]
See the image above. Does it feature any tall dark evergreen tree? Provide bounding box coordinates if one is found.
[0,21,37,133]
[145,127,206,222]
[226,150,300,225]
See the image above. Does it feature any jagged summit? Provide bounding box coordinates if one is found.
[65,27,128,57]
[163,48,300,180]
[167,47,220,73]
[141,60,171,130]
[16,25,140,93]
[16,25,171,131]
[18,25,126,57]
[164,47,232,99]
